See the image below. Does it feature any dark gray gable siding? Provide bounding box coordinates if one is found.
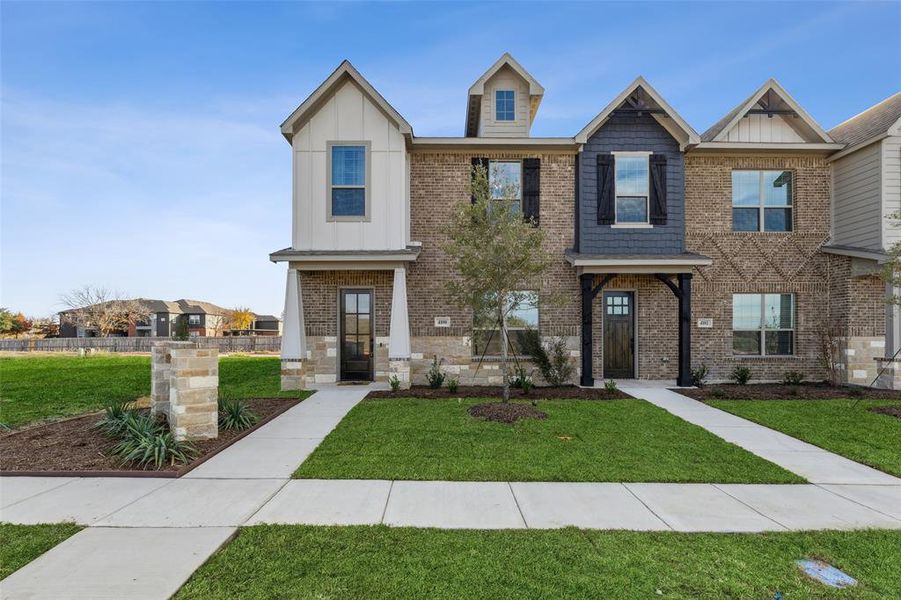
[578,113,685,255]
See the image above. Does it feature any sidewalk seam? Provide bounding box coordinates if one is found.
[621,483,674,531]
[507,482,529,529]
[711,483,790,530]
[379,480,395,524]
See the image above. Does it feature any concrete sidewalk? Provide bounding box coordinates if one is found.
[2,383,900,599]
[619,381,901,486]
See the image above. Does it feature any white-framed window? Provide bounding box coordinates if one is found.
[489,160,522,212]
[732,293,795,355]
[327,142,370,220]
[472,291,538,357]
[188,314,202,326]
[495,90,515,121]
[614,152,650,224]
[732,170,793,232]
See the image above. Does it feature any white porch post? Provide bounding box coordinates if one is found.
[388,266,412,387]
[280,268,307,390]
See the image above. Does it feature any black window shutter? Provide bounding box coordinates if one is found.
[471,157,489,204]
[597,153,615,225]
[649,154,667,225]
[522,158,540,225]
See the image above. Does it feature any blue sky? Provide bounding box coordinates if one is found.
[2,1,900,318]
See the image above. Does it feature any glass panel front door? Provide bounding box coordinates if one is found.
[340,289,373,381]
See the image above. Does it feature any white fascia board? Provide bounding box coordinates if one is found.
[692,141,844,152]
[711,79,834,144]
[575,76,700,145]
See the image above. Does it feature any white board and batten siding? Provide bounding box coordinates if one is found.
[292,80,409,251]
[724,114,806,143]
[832,140,883,250]
[882,135,901,249]
[479,65,531,138]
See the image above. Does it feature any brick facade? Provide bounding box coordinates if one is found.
[406,150,581,385]
[683,153,885,382]
[291,153,887,386]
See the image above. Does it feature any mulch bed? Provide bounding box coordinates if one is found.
[0,398,300,476]
[677,383,901,402]
[468,402,548,424]
[367,385,631,400]
[869,405,901,419]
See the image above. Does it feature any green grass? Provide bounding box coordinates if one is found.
[0,354,311,427]
[294,398,801,482]
[177,526,901,599]
[709,398,901,477]
[0,524,82,580]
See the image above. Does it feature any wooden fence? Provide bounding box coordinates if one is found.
[0,336,282,353]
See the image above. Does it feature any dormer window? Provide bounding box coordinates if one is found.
[328,142,370,220]
[495,90,515,121]
[614,152,650,224]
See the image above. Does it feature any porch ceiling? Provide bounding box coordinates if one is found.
[270,246,421,271]
[565,251,712,274]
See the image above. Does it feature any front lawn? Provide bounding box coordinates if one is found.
[294,398,801,482]
[708,399,901,477]
[0,524,82,580]
[177,526,901,599]
[0,354,309,427]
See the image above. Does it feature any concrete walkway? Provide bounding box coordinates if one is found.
[2,383,900,599]
[619,381,901,485]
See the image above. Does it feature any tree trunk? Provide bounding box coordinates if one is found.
[499,302,510,403]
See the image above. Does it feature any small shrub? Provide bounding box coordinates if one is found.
[604,379,618,393]
[709,387,727,399]
[388,375,401,392]
[786,386,799,397]
[113,430,197,469]
[730,366,752,385]
[690,364,709,388]
[521,378,534,394]
[218,399,258,431]
[520,329,574,387]
[510,366,532,390]
[447,378,459,394]
[95,400,135,437]
[783,370,805,386]
[426,356,446,389]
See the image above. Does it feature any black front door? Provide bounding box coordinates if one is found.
[603,291,635,379]
[340,289,373,381]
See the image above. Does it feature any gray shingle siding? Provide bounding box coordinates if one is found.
[578,113,685,254]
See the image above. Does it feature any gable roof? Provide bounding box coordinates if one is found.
[701,79,833,144]
[280,60,413,143]
[465,53,544,137]
[829,91,901,149]
[574,76,699,147]
[175,299,229,316]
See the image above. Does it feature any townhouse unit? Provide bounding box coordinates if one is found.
[273,54,898,389]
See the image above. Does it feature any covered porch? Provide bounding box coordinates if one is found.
[270,247,420,389]
[565,252,712,387]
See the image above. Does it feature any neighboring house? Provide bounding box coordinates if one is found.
[251,315,282,336]
[273,54,894,389]
[827,92,901,363]
[59,298,232,338]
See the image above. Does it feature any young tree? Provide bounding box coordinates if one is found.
[0,308,13,336]
[227,307,255,332]
[173,315,190,340]
[60,285,151,337]
[9,313,32,338]
[443,163,553,402]
[883,211,901,307]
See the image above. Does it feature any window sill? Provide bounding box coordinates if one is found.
[729,355,799,360]
[611,223,653,229]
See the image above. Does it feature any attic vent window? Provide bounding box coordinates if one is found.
[496,90,515,121]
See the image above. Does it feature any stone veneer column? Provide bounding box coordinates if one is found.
[168,346,219,441]
[281,267,308,390]
[388,266,411,389]
[150,341,194,418]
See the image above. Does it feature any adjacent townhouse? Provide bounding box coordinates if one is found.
[273,54,897,389]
